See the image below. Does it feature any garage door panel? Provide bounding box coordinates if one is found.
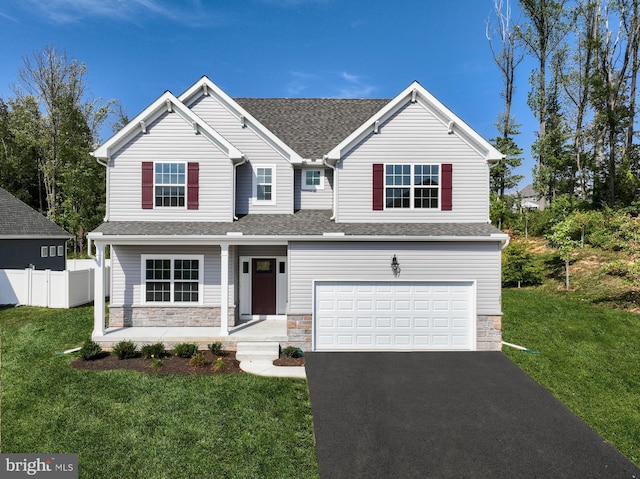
[314,281,474,351]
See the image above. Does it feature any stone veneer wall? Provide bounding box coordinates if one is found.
[286,315,313,352]
[109,306,237,328]
[286,314,502,352]
[475,315,502,351]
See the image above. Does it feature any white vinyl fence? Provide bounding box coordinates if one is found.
[0,266,110,308]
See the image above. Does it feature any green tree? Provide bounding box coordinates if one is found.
[547,217,580,289]
[502,241,544,287]
[13,45,112,250]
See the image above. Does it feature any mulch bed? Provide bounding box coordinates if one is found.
[71,351,305,375]
[71,350,242,375]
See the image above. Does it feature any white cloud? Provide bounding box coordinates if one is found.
[285,70,377,98]
[18,0,217,26]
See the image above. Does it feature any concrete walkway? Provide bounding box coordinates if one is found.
[236,341,306,379]
[306,352,640,479]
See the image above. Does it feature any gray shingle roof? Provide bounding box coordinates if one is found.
[234,98,390,159]
[93,210,504,238]
[0,187,72,239]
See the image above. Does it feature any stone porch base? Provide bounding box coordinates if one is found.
[109,306,237,328]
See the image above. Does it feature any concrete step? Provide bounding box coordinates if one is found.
[235,341,280,362]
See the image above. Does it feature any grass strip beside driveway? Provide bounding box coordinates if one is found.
[0,306,318,479]
[503,288,640,467]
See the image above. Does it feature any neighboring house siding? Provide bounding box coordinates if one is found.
[107,110,233,222]
[288,241,501,316]
[335,102,490,223]
[0,239,66,271]
[189,95,294,215]
[110,245,234,307]
[294,168,333,210]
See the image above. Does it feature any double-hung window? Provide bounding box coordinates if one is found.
[385,164,440,209]
[253,165,275,204]
[155,163,185,207]
[143,255,202,304]
[302,169,324,190]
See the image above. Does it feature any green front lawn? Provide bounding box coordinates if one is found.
[502,288,640,467]
[0,306,318,479]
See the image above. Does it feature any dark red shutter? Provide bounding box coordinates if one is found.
[373,164,384,210]
[142,162,154,209]
[441,163,452,211]
[187,162,199,210]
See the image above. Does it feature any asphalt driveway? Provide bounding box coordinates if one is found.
[305,352,639,479]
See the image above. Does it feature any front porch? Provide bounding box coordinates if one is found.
[92,318,288,350]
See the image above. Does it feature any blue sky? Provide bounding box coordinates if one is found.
[0,0,537,189]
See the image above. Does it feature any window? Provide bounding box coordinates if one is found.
[41,246,48,258]
[302,169,324,190]
[155,163,185,207]
[49,246,57,257]
[143,255,202,304]
[57,245,64,256]
[385,164,440,209]
[253,165,275,204]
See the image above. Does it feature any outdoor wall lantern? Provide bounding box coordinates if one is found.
[391,255,400,275]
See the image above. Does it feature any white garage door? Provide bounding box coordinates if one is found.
[314,281,475,351]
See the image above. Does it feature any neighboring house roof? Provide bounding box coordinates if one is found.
[92,210,504,240]
[519,184,538,198]
[234,98,390,160]
[0,187,72,239]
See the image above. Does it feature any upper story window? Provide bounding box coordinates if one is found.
[155,163,185,207]
[143,255,202,304]
[253,165,276,204]
[385,164,440,209]
[302,169,324,190]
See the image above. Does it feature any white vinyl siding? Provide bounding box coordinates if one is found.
[288,241,501,316]
[107,110,233,222]
[110,245,235,308]
[335,101,490,223]
[294,168,333,210]
[189,95,293,214]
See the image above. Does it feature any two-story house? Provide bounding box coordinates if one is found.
[88,76,508,352]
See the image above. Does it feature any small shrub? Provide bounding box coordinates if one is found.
[212,356,226,372]
[147,357,163,372]
[208,341,223,356]
[79,340,102,360]
[174,342,198,358]
[112,340,137,359]
[141,342,166,359]
[189,352,207,368]
[282,346,303,358]
[502,241,544,287]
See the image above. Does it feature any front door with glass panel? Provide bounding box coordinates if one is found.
[251,258,277,314]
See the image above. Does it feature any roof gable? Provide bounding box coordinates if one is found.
[325,81,503,163]
[0,187,72,239]
[93,91,242,161]
[179,76,303,163]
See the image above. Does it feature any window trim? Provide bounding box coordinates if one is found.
[154,162,187,209]
[384,163,441,210]
[57,245,64,257]
[41,246,48,258]
[301,168,324,191]
[252,164,276,205]
[141,254,204,305]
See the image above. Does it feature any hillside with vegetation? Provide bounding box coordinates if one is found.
[501,197,640,311]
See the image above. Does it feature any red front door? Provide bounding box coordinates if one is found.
[252,258,276,314]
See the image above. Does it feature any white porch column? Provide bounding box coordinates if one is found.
[219,243,230,336]
[93,241,106,338]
